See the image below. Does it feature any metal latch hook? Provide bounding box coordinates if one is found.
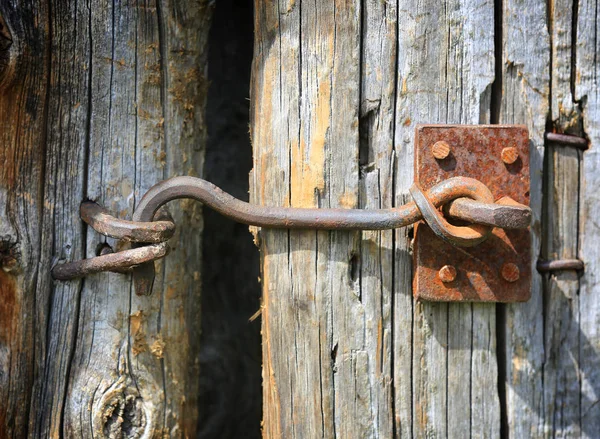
[51,175,531,296]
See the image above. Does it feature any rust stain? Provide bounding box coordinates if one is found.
[256,54,277,205]
[413,125,531,303]
[0,269,18,432]
[337,191,356,208]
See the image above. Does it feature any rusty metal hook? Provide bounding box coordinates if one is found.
[51,202,175,280]
[409,182,493,247]
[50,176,532,296]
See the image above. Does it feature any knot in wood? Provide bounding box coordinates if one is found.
[0,13,13,82]
[100,390,146,439]
[0,236,20,273]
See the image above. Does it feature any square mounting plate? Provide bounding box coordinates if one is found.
[413,125,531,302]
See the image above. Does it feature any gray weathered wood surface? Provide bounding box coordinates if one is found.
[0,1,211,437]
[577,0,600,436]
[252,0,599,438]
[541,1,584,436]
[396,1,500,438]
[1,0,599,437]
[252,0,499,437]
[500,0,548,436]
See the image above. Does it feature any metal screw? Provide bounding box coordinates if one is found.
[432,141,451,160]
[501,263,520,282]
[439,265,457,283]
[501,147,519,165]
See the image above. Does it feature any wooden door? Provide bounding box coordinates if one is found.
[1,0,599,438]
[251,0,599,437]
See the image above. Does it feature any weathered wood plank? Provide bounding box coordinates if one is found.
[359,1,398,437]
[29,0,92,433]
[575,0,600,436]
[394,1,498,437]
[500,0,549,436]
[541,0,584,436]
[253,0,501,437]
[542,143,581,437]
[0,1,211,437]
[251,0,364,436]
[0,2,48,437]
[63,1,211,436]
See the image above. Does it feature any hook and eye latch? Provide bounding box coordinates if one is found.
[51,175,532,296]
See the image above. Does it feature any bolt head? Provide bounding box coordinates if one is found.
[432,141,451,160]
[501,263,520,282]
[439,265,457,283]
[501,147,519,165]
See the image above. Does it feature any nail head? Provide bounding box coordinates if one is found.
[439,265,457,283]
[432,141,451,160]
[501,263,520,282]
[501,147,519,165]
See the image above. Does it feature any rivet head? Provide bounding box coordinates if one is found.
[501,147,519,165]
[439,265,457,283]
[501,263,520,282]
[432,141,451,160]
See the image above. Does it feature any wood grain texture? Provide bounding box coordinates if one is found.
[541,0,584,436]
[360,1,397,437]
[576,0,600,436]
[395,1,499,438]
[500,0,549,437]
[252,0,501,437]
[252,0,362,436]
[502,1,600,437]
[0,2,48,437]
[0,1,211,437]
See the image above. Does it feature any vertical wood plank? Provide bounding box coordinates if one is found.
[62,0,211,436]
[575,0,600,436]
[394,1,498,437]
[542,0,584,436]
[251,0,368,436]
[0,0,211,436]
[253,0,502,438]
[30,0,92,433]
[359,0,398,436]
[0,2,48,437]
[501,0,549,436]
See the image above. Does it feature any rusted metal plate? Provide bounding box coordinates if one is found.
[413,125,531,302]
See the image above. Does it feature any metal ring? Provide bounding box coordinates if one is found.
[51,202,175,281]
[409,183,493,247]
[80,201,175,243]
[52,243,170,280]
[52,176,525,294]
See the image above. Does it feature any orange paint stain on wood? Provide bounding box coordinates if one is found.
[255,54,277,205]
[291,78,331,207]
